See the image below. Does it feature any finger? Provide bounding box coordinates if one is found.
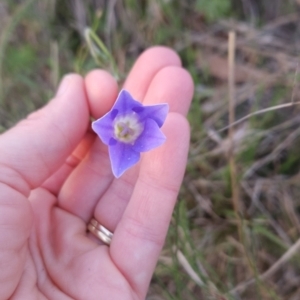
[41,130,96,195]
[57,71,119,219]
[40,69,118,196]
[85,69,119,119]
[58,47,182,222]
[43,70,118,196]
[0,74,89,196]
[93,66,193,231]
[110,113,190,298]
[143,66,194,116]
[123,46,181,101]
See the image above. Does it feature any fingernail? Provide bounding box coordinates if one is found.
[56,75,72,97]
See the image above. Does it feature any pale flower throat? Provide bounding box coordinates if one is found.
[113,113,143,143]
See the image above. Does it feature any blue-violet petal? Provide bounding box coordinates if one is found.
[113,90,143,114]
[132,118,166,152]
[92,113,114,145]
[109,142,140,178]
[136,103,169,127]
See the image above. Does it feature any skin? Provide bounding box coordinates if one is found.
[0,46,194,300]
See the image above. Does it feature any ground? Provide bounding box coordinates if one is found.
[2,1,300,299]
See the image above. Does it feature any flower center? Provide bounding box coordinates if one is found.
[113,113,143,143]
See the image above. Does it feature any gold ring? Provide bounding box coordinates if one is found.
[87,218,113,245]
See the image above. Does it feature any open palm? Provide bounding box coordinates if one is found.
[0,47,193,300]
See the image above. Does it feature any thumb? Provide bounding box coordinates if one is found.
[0,74,89,299]
[0,74,89,197]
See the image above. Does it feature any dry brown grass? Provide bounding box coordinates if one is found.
[2,1,300,299]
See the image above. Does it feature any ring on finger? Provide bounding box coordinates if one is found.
[87,218,113,245]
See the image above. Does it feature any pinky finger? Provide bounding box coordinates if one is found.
[109,113,190,298]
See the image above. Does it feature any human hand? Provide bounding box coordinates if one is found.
[0,47,193,300]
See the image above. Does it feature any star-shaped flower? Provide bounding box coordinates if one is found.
[92,90,169,178]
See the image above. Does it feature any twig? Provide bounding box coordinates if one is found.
[282,190,300,235]
[228,31,241,217]
[175,247,229,299]
[218,101,300,133]
[291,61,299,103]
[84,27,120,81]
[229,236,300,295]
[186,181,220,220]
[175,248,204,286]
[227,33,266,292]
[244,126,300,178]
[242,181,292,247]
[50,41,59,89]
[204,83,256,129]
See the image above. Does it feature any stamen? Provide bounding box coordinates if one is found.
[113,113,143,144]
[118,122,134,138]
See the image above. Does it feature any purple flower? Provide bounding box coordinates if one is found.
[92,89,169,178]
